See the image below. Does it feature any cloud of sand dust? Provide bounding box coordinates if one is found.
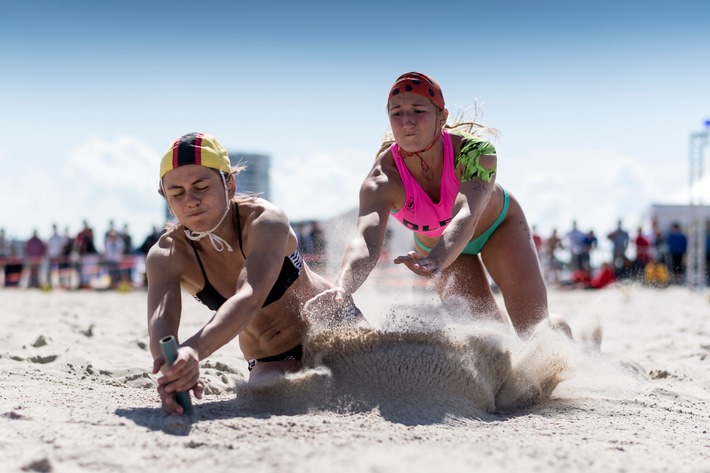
[233,301,584,424]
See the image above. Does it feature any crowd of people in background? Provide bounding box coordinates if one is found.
[1,217,708,291]
[295,221,327,273]
[0,219,331,291]
[0,221,164,290]
[535,219,710,290]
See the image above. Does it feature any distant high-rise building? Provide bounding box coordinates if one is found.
[230,152,271,200]
[163,151,271,221]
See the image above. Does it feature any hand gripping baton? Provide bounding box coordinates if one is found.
[159,335,193,415]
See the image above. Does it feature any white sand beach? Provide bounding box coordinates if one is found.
[1,282,710,473]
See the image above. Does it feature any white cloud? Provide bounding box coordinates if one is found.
[1,136,165,246]
[271,149,371,222]
[59,136,166,247]
[65,135,159,196]
[503,148,668,238]
[669,172,710,205]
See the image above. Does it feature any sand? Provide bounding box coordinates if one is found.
[1,282,710,473]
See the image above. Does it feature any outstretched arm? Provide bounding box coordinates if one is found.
[150,206,293,414]
[178,205,292,356]
[396,154,497,276]
[305,168,396,314]
[146,241,204,415]
[147,247,183,361]
[334,185,392,295]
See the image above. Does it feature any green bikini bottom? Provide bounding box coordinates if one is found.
[414,186,509,256]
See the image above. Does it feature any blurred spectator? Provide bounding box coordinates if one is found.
[580,230,597,272]
[74,220,98,288]
[0,228,10,258]
[607,219,630,269]
[531,225,543,256]
[46,224,69,286]
[309,223,327,273]
[2,236,22,287]
[104,220,117,244]
[0,227,10,286]
[652,227,669,267]
[565,262,615,290]
[59,227,76,287]
[706,221,710,286]
[103,229,126,288]
[74,220,97,256]
[24,229,47,287]
[136,225,165,287]
[297,223,315,254]
[614,256,638,281]
[590,262,616,289]
[543,228,565,285]
[47,223,73,287]
[139,226,163,255]
[120,223,133,254]
[564,220,586,271]
[634,226,651,266]
[666,223,687,285]
[47,224,68,263]
[569,268,592,288]
[120,223,135,284]
[311,223,325,256]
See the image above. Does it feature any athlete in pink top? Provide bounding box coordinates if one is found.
[306,72,571,338]
[389,129,458,238]
[389,128,509,256]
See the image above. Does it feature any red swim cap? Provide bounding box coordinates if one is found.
[388,72,445,110]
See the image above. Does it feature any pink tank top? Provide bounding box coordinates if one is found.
[390,130,459,237]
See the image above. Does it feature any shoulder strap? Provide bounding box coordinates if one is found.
[189,239,209,281]
[234,202,247,259]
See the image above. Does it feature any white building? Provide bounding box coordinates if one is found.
[643,204,710,233]
[230,152,271,200]
[643,203,710,288]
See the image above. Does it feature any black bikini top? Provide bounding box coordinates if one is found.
[190,204,303,311]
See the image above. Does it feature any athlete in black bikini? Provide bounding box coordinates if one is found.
[189,205,304,311]
[147,132,364,415]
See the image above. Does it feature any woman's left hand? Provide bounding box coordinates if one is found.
[394,251,440,277]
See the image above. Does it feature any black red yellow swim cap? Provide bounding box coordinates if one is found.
[388,72,445,110]
[160,132,231,178]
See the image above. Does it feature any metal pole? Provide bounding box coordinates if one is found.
[699,133,708,288]
[688,127,709,289]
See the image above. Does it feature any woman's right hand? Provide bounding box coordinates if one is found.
[303,286,349,324]
[394,251,441,277]
[152,346,204,415]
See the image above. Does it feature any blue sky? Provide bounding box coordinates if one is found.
[1,1,709,253]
